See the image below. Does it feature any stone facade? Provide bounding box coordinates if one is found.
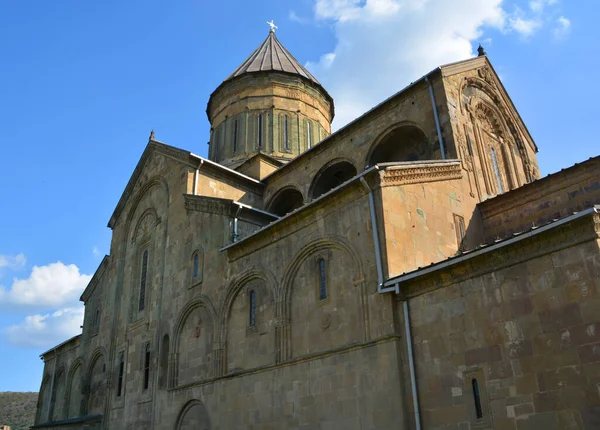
[33,32,599,430]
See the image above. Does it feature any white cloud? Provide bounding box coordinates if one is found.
[0,262,91,308]
[304,0,568,129]
[529,0,557,12]
[0,253,26,274]
[289,10,310,24]
[508,15,543,37]
[93,246,102,257]
[553,16,571,39]
[306,0,506,128]
[4,307,84,349]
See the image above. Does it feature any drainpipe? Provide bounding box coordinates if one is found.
[233,206,243,242]
[194,159,204,195]
[404,300,422,430]
[359,173,383,289]
[425,76,446,160]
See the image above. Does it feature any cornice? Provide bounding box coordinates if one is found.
[379,161,462,187]
[185,195,236,218]
[80,255,109,303]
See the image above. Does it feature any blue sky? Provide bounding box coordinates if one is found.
[0,0,597,392]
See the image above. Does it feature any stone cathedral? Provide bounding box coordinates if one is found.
[33,29,600,430]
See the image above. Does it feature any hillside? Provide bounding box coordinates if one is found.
[0,392,38,430]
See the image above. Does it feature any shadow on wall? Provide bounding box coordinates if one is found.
[367,125,431,167]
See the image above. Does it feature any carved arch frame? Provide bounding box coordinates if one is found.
[171,295,218,388]
[174,399,211,430]
[218,268,278,373]
[65,357,85,418]
[278,235,367,361]
[50,364,67,421]
[459,74,536,183]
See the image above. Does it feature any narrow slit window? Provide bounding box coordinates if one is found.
[94,308,100,331]
[233,119,238,153]
[319,258,327,301]
[490,147,504,194]
[139,249,149,312]
[453,214,466,252]
[143,344,151,391]
[258,114,263,148]
[249,290,256,327]
[472,378,483,419]
[117,354,124,397]
[192,253,199,279]
[283,116,289,150]
[307,121,311,149]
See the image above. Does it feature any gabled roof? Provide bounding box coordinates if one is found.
[225,30,321,85]
[107,138,263,229]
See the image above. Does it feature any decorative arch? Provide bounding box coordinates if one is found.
[219,268,278,373]
[36,373,52,424]
[364,121,431,167]
[86,347,107,416]
[309,158,358,200]
[220,269,278,330]
[86,347,107,378]
[66,358,84,418]
[124,176,169,232]
[130,207,161,244]
[460,73,537,183]
[172,296,217,386]
[266,186,305,216]
[279,235,367,360]
[51,365,67,421]
[175,399,211,430]
[469,97,519,193]
[173,296,217,348]
[281,235,364,303]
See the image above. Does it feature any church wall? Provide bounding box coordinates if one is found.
[378,167,480,278]
[262,77,447,208]
[35,337,82,425]
[153,339,406,430]
[397,213,600,430]
[185,166,264,208]
[479,156,600,242]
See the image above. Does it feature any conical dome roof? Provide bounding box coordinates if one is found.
[224,29,321,85]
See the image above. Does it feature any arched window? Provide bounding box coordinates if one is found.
[318,258,327,301]
[143,344,151,391]
[306,121,311,149]
[193,253,199,280]
[249,290,256,327]
[472,378,483,419]
[117,354,124,397]
[490,147,504,194]
[139,249,149,312]
[258,114,263,148]
[233,119,238,153]
[283,115,289,150]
